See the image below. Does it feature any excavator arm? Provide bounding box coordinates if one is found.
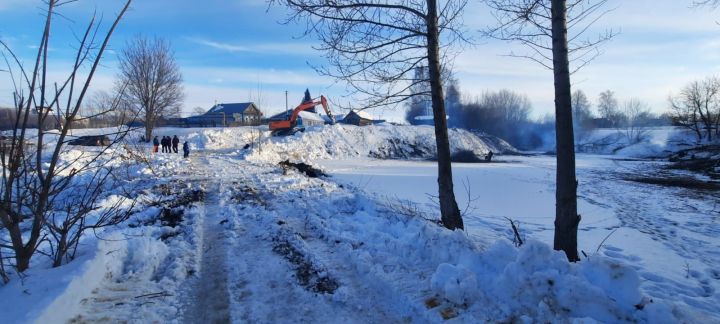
[319,96,336,125]
[269,95,336,133]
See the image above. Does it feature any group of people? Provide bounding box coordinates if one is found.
[152,135,190,158]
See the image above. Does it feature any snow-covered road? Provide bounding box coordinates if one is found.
[186,152,404,323]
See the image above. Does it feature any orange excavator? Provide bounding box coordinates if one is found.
[269,95,336,136]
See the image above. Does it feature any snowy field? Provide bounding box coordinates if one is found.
[0,125,718,323]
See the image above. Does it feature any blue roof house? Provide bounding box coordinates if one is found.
[185,102,263,127]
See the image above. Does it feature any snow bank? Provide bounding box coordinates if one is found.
[14,124,513,162]
[245,124,512,163]
[145,124,512,163]
[0,234,126,324]
[577,127,698,158]
[33,234,128,323]
[430,240,676,323]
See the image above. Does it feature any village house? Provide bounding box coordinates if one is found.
[185,102,263,127]
[341,109,385,126]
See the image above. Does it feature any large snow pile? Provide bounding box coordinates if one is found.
[245,124,514,163]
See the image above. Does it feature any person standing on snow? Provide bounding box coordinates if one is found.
[172,135,180,153]
[152,136,159,153]
[485,150,494,162]
[162,136,169,153]
[183,141,190,158]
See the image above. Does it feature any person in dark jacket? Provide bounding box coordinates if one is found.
[172,135,180,153]
[162,136,170,153]
[152,136,159,153]
[183,141,190,158]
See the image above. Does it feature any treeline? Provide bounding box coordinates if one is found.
[0,107,62,131]
[406,82,672,150]
[0,103,136,131]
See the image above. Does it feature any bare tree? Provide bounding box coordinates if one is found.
[621,98,651,144]
[191,106,207,116]
[459,89,532,147]
[117,36,184,142]
[406,66,432,125]
[275,0,469,230]
[445,78,462,127]
[572,90,592,122]
[0,0,133,272]
[597,90,623,127]
[484,0,614,261]
[669,77,720,142]
[87,90,133,127]
[571,89,594,145]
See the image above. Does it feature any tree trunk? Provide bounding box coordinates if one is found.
[551,0,579,262]
[426,0,463,231]
[15,246,32,272]
[53,232,68,267]
[5,225,28,271]
[145,126,153,143]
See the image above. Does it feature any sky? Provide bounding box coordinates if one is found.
[1,0,719,122]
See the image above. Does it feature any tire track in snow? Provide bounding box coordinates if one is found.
[182,158,231,323]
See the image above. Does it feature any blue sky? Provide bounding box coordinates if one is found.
[1,0,719,122]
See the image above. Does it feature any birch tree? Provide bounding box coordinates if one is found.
[484,0,614,261]
[274,0,469,230]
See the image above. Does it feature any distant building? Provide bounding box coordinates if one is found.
[342,109,385,126]
[185,102,263,127]
[297,111,326,127]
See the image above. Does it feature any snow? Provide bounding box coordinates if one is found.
[1,124,717,323]
[244,124,507,163]
[298,110,326,122]
[317,154,719,321]
[577,126,697,158]
[351,109,374,120]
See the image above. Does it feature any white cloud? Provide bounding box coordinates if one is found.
[0,0,32,11]
[182,66,332,87]
[187,37,317,56]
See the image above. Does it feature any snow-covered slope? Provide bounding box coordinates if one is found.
[245,124,514,163]
[576,126,699,158]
